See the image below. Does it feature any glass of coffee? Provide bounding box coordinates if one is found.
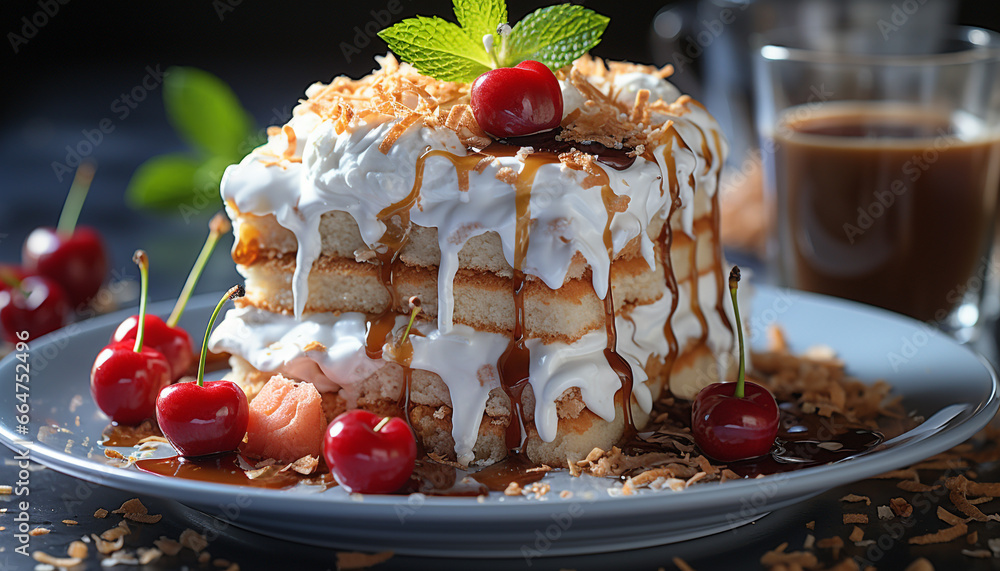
[754,26,1000,338]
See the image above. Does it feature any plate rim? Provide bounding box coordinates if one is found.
[1,287,997,519]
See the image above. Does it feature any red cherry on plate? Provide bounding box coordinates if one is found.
[0,274,69,343]
[91,340,171,425]
[23,163,108,309]
[23,226,109,309]
[156,381,249,457]
[691,266,779,462]
[471,60,563,138]
[323,409,417,494]
[156,284,248,457]
[112,315,193,381]
[90,250,169,425]
[692,380,779,462]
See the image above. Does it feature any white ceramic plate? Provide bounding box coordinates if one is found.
[1,286,996,557]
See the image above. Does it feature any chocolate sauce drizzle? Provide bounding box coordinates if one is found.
[496,128,636,170]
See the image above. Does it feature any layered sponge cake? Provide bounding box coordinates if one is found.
[209,54,737,467]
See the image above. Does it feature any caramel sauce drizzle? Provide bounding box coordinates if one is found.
[496,154,556,452]
[658,132,684,399]
[596,175,636,439]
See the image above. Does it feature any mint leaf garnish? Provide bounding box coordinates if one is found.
[163,66,255,159]
[501,5,609,70]
[378,16,492,83]
[453,0,507,45]
[126,153,202,209]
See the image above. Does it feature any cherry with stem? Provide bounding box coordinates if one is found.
[155,285,249,457]
[23,162,109,308]
[90,251,170,425]
[691,266,779,463]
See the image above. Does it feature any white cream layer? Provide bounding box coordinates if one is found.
[210,291,673,466]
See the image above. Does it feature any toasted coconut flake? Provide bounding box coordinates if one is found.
[31,550,83,568]
[94,508,109,519]
[962,548,992,558]
[138,547,163,565]
[877,505,894,520]
[947,476,991,521]
[890,497,914,518]
[843,513,868,524]
[871,469,919,480]
[673,557,696,571]
[62,519,78,525]
[426,452,465,470]
[153,537,182,556]
[29,527,50,536]
[909,523,967,545]
[282,455,320,475]
[180,528,209,553]
[111,498,148,515]
[336,551,395,570]
[898,480,939,492]
[125,512,163,524]
[101,521,131,541]
[937,506,966,526]
[68,540,88,559]
[504,482,522,496]
[839,493,871,505]
[968,530,978,544]
[849,526,865,542]
[805,520,815,530]
[0,485,12,495]
[92,533,125,555]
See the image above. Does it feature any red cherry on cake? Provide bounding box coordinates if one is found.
[156,285,249,457]
[110,213,231,381]
[470,60,563,138]
[0,273,69,343]
[91,251,170,425]
[692,266,779,462]
[23,163,108,308]
[323,409,417,494]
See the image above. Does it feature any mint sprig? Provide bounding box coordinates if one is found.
[126,67,264,214]
[501,5,609,70]
[378,1,609,83]
[377,16,493,83]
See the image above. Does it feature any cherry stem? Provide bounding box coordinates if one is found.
[167,212,232,328]
[0,270,27,299]
[56,162,96,238]
[400,296,421,345]
[729,266,746,399]
[373,416,391,433]
[132,251,150,354]
[197,285,245,387]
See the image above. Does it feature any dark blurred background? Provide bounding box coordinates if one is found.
[2,0,1000,302]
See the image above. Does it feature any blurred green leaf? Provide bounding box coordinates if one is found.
[163,66,255,159]
[125,153,201,210]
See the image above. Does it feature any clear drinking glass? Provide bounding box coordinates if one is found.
[754,26,1000,339]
